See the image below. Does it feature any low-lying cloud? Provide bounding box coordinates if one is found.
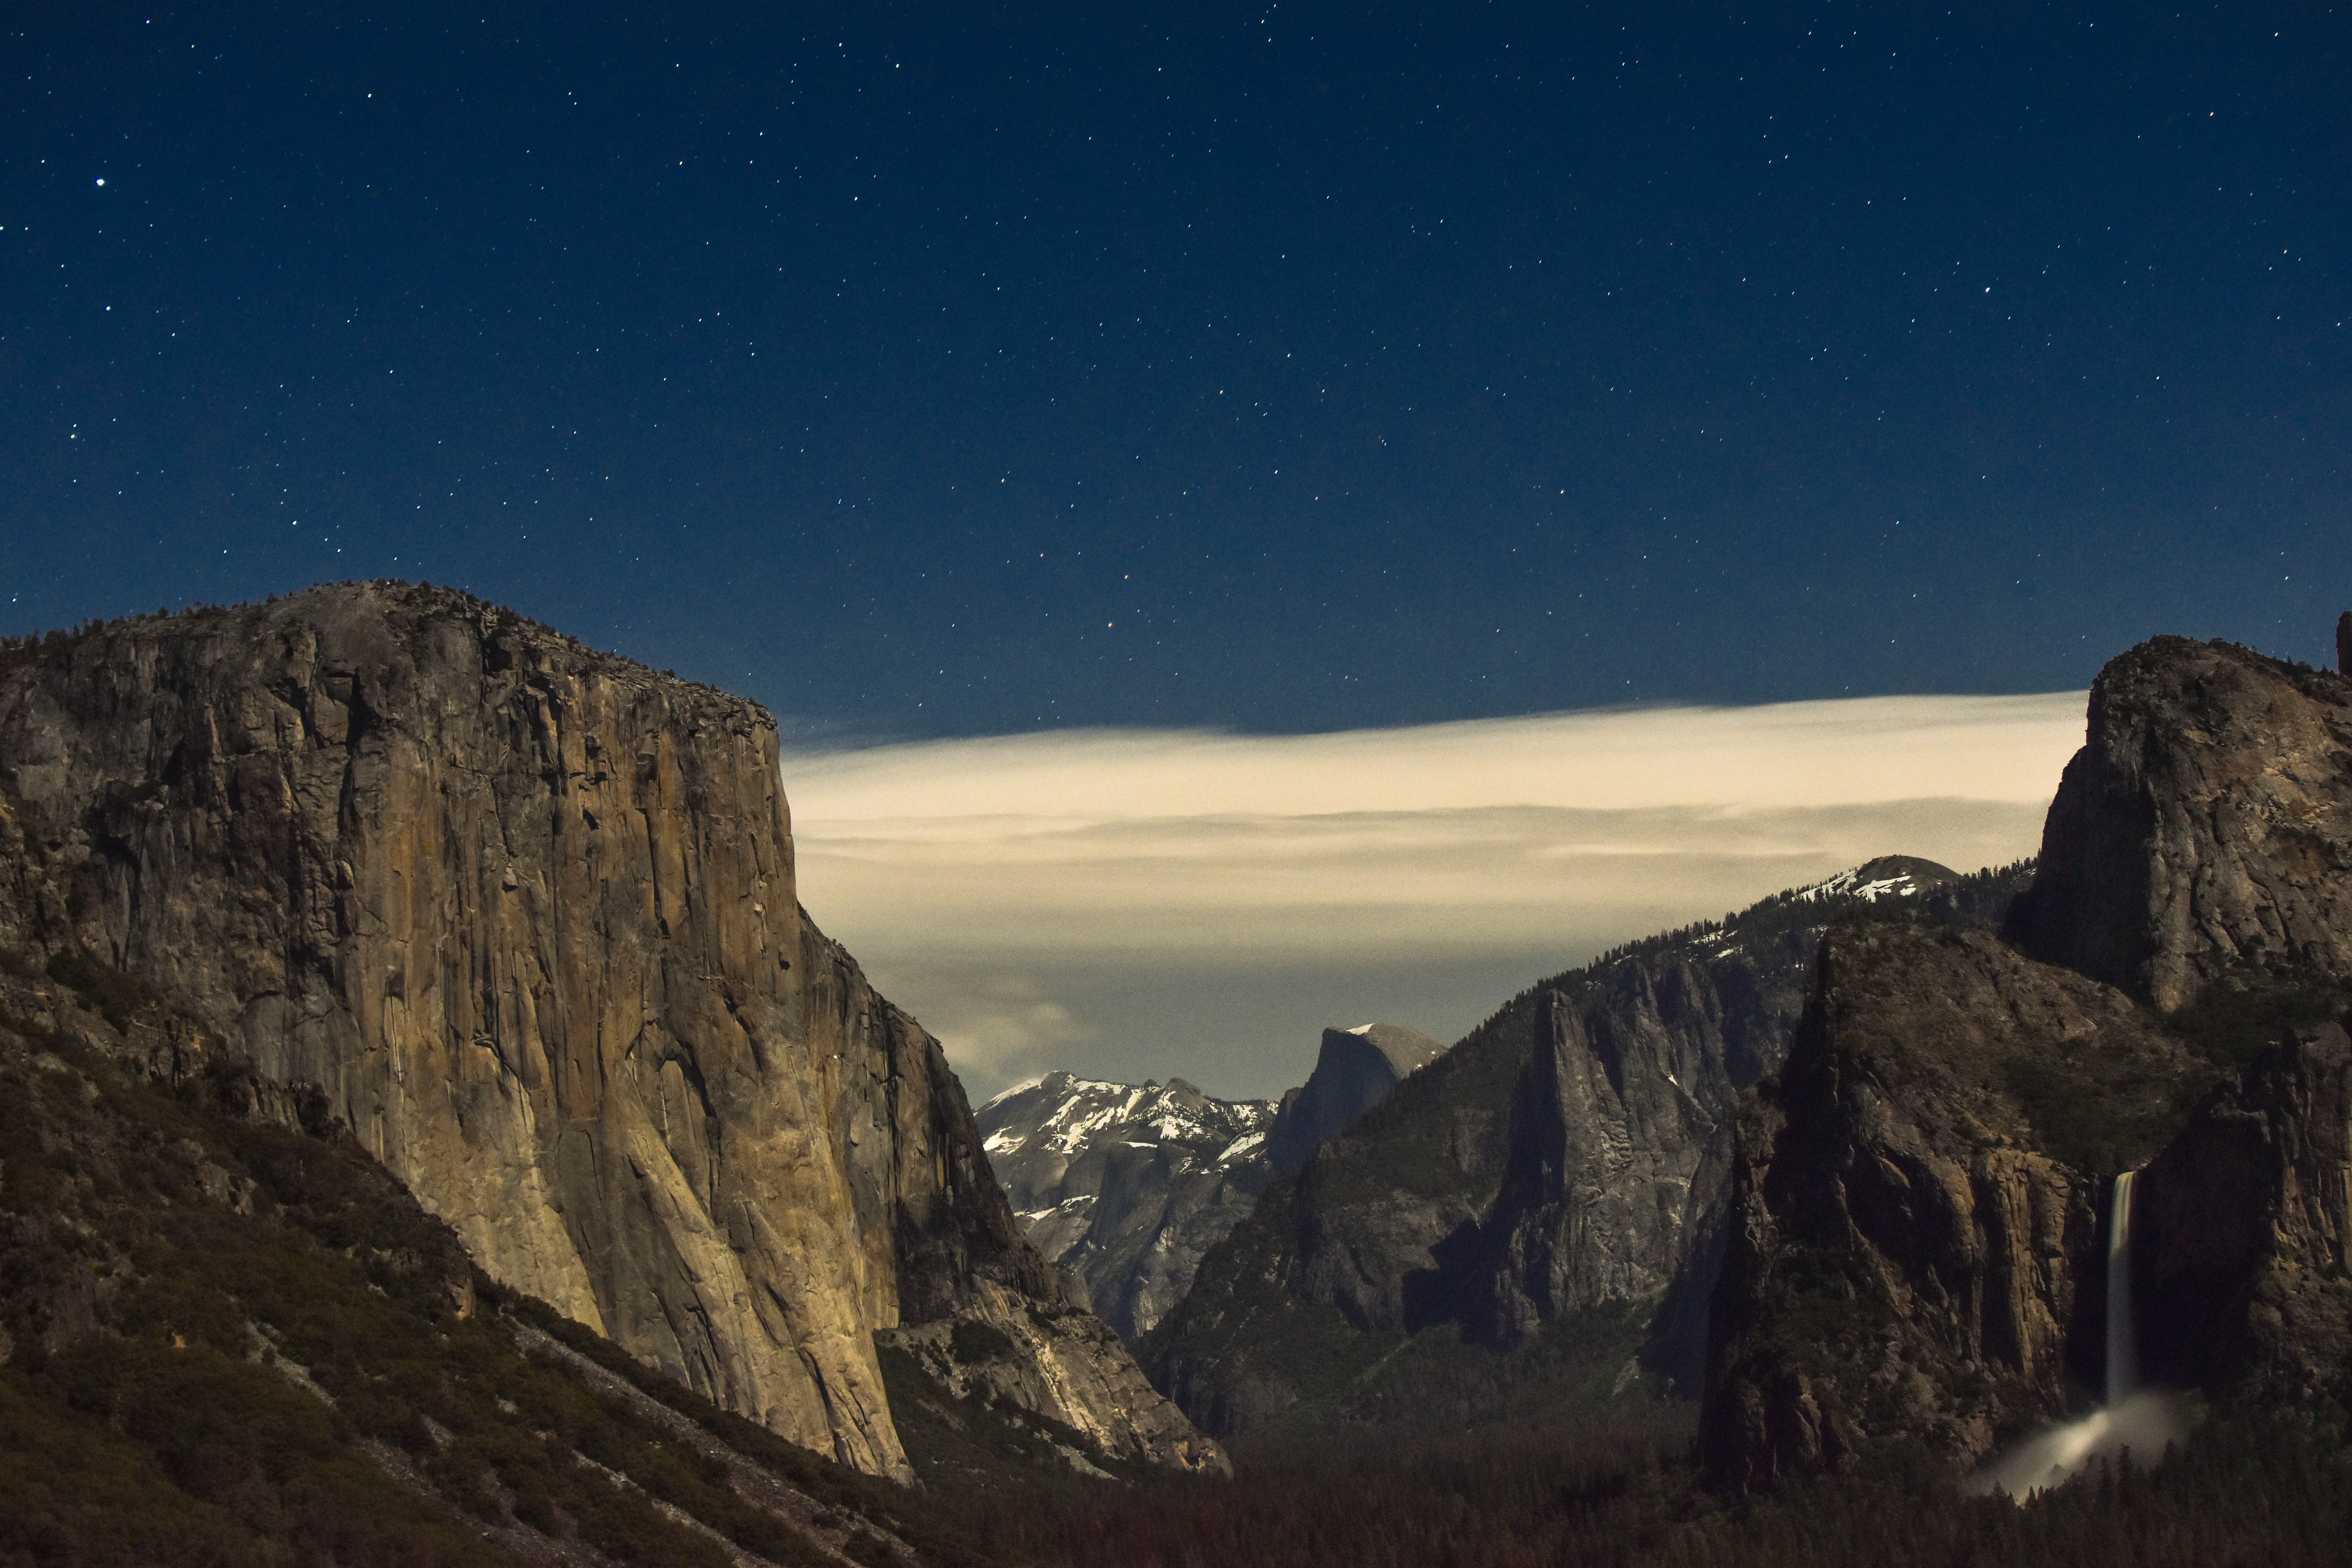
[782,693,2087,1100]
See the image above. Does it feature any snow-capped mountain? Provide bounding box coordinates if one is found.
[978,1074,1278,1341]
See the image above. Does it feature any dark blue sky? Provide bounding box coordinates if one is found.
[7,2,2347,739]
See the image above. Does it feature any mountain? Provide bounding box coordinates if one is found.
[975,1023,1449,1345]
[976,1074,1276,1342]
[1141,854,2024,1438]
[1263,1024,1449,1175]
[2007,635,2352,1007]
[1699,920,2207,1487]
[0,584,1222,1496]
[1702,633,2352,1488]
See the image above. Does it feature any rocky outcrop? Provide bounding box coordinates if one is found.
[1701,923,2207,1490]
[1457,986,1727,1360]
[880,1301,1230,1475]
[0,583,1219,1480]
[2134,1017,2352,1408]
[2017,637,2352,1430]
[2008,637,2352,1009]
[976,1074,1275,1341]
[790,918,1227,1470]
[1264,1024,1448,1174]
[1145,858,2020,1437]
[1706,632,2352,1490]
[796,922,1062,1334]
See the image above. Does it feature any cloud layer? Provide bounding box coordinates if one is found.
[782,694,2087,1099]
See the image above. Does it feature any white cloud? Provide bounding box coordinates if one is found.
[784,693,2081,821]
[893,972,1096,1079]
[782,693,2086,1098]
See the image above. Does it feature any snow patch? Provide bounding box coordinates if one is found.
[1794,867,1926,905]
[1214,1130,1267,1165]
[978,1074,1047,1112]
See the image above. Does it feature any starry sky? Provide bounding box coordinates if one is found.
[8,2,2348,743]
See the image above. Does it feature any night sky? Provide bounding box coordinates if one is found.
[6,3,2348,742]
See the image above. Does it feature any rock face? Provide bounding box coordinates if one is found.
[0,968,957,1568]
[1144,857,2020,1437]
[2134,1017,2352,1408]
[1700,924,2204,1490]
[1264,1024,1448,1175]
[795,921,1060,1339]
[1455,985,1728,1359]
[2006,637,2352,1428]
[0,584,1220,1480]
[1704,634,2352,1490]
[2008,637,2352,1009]
[882,1303,1230,1476]
[976,1073,1276,1341]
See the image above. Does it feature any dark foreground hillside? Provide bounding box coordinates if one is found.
[0,956,1030,1568]
[972,1414,2352,1568]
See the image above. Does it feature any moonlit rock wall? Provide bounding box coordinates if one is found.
[0,582,1223,1479]
[2008,636,2352,1010]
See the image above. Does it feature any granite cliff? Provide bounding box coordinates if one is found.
[1700,923,2204,1488]
[2007,635,2352,1008]
[0,961,1009,1566]
[0,583,1220,1481]
[1142,858,2020,1438]
[1263,1024,1449,1175]
[1702,633,2352,1489]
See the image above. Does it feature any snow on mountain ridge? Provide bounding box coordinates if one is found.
[975,1070,1280,1340]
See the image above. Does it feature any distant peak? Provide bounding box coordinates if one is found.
[1795,855,1961,905]
[1320,1022,1450,1078]
[977,1073,1053,1110]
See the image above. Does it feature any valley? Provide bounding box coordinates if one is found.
[4,590,2350,1566]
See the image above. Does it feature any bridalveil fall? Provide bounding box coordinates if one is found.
[1971,1170,2186,1496]
[2106,1170,2138,1405]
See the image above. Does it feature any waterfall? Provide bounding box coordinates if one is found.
[1971,1166,2185,1496]
[2105,1169,2138,1404]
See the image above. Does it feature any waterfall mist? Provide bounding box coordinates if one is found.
[1969,1170,2190,1498]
